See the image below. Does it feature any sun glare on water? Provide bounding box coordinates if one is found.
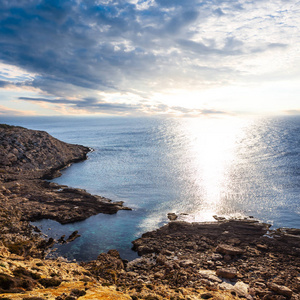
[138,116,252,233]
[182,117,250,221]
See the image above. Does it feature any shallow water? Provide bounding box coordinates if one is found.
[2,115,300,261]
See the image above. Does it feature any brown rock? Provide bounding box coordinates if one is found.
[7,153,17,162]
[0,125,90,180]
[216,244,244,255]
[66,231,81,243]
[268,282,293,297]
[156,254,166,265]
[154,271,164,279]
[216,268,237,279]
[201,292,214,299]
[211,253,223,261]
[178,259,194,267]
[167,213,178,221]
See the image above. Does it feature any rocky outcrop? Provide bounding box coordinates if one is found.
[129,219,300,299]
[0,124,90,181]
[0,124,131,226]
[1,180,131,225]
[0,124,131,262]
[0,242,131,299]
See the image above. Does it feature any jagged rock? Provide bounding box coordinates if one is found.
[219,280,249,297]
[58,235,66,244]
[156,254,167,265]
[83,250,125,284]
[0,125,131,230]
[66,231,80,243]
[199,270,223,283]
[161,249,173,256]
[7,152,17,162]
[224,254,231,261]
[178,259,194,267]
[46,237,56,248]
[268,282,293,297]
[167,213,178,221]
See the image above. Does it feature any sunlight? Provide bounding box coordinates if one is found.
[183,116,249,216]
[136,115,252,233]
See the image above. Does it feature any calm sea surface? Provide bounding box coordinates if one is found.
[2,115,300,261]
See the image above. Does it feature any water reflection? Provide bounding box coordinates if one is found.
[138,116,251,232]
[185,118,247,214]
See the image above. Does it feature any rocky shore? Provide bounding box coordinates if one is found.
[126,219,300,299]
[0,124,131,225]
[1,124,299,300]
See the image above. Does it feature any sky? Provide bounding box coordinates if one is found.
[0,0,299,117]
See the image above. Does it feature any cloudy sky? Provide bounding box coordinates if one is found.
[0,0,299,116]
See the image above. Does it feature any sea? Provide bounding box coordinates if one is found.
[1,115,300,261]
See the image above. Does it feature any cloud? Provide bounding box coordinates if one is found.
[19,96,142,114]
[0,0,299,115]
[0,80,9,87]
[284,110,300,116]
[0,104,33,116]
[18,96,228,116]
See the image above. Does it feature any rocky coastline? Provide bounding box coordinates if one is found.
[0,124,131,225]
[0,124,299,300]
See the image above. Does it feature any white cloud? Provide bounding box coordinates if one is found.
[0,0,299,115]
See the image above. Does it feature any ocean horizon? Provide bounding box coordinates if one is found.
[2,115,300,261]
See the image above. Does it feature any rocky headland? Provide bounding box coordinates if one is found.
[0,124,131,224]
[0,124,299,300]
